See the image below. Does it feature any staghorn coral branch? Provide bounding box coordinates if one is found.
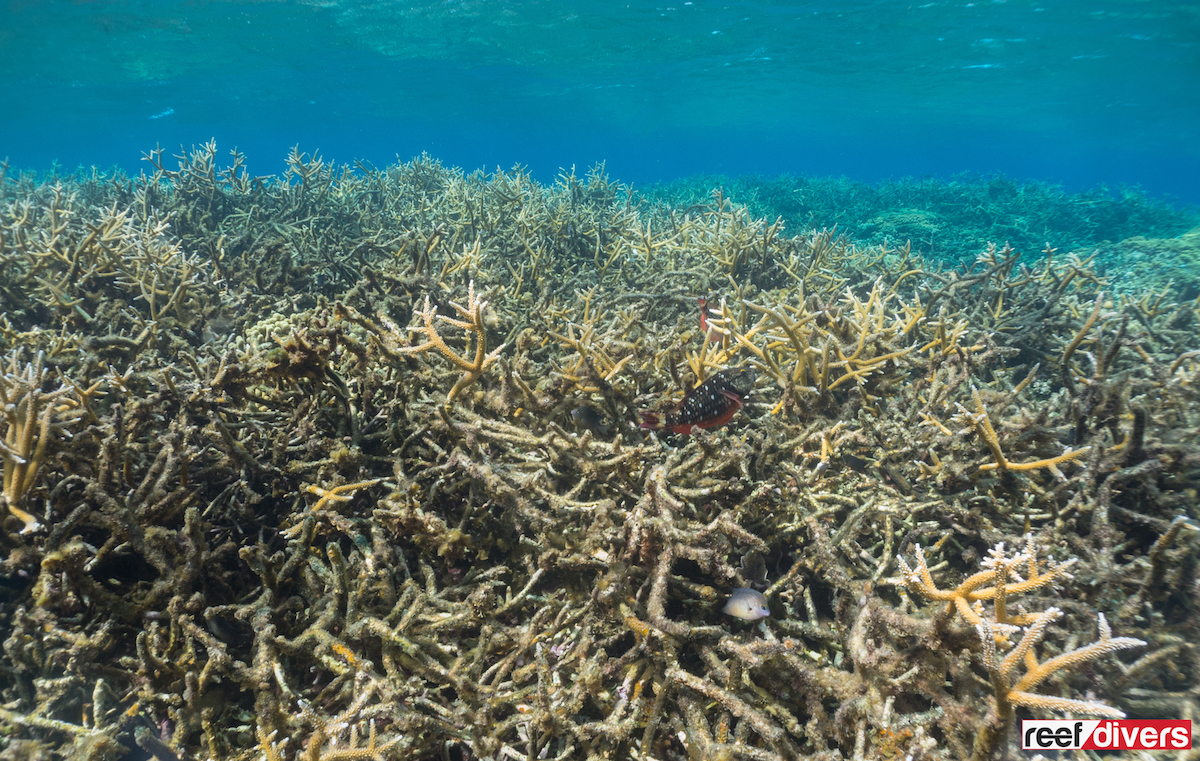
[963,385,1091,473]
[1011,613,1145,699]
[397,280,506,403]
[891,538,1076,629]
[1006,692,1128,717]
[1,350,76,533]
[667,666,785,747]
[997,607,1061,679]
[977,610,1143,721]
[902,537,1146,760]
[304,478,386,514]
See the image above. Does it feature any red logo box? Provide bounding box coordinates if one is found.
[1021,719,1192,751]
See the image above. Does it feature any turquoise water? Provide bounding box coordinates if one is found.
[1,0,1197,200]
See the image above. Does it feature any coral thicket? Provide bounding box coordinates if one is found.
[0,145,1197,761]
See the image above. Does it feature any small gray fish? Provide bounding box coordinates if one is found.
[570,405,611,435]
[723,588,770,621]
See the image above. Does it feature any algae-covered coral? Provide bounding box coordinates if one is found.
[0,144,1197,761]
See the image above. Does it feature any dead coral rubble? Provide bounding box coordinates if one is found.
[0,146,1197,761]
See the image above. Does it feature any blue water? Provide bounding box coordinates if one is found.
[1,0,1197,202]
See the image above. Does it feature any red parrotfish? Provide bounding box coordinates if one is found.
[639,367,756,435]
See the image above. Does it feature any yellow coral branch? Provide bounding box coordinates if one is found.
[397,280,506,403]
[1,350,76,533]
[304,478,385,514]
[965,386,1091,473]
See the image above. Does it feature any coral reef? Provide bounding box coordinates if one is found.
[1093,225,1200,301]
[0,144,1197,761]
[646,172,1200,267]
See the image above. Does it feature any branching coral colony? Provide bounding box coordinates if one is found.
[336,279,504,404]
[890,537,1147,760]
[0,351,80,533]
[0,145,1197,761]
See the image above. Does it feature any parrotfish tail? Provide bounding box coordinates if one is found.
[638,412,661,429]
